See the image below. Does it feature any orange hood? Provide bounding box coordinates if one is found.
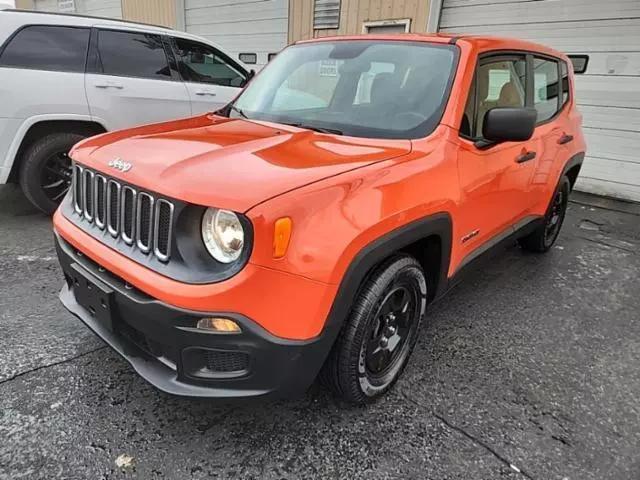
[70,115,412,212]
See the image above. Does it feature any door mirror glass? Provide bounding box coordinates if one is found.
[482,107,536,143]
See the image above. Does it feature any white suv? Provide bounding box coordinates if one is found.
[0,9,251,213]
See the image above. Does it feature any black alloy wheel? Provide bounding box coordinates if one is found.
[40,151,72,204]
[19,132,86,214]
[518,175,571,253]
[363,285,418,378]
[543,182,569,248]
[320,255,427,403]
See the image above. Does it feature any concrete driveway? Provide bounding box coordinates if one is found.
[1,184,639,480]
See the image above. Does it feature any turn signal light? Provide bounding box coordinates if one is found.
[273,217,292,258]
[196,317,241,333]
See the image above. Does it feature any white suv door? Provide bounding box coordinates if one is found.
[85,28,191,131]
[170,36,249,114]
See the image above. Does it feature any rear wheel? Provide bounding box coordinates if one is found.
[19,132,85,214]
[321,255,427,404]
[519,176,571,253]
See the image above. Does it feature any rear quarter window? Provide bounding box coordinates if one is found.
[0,25,90,73]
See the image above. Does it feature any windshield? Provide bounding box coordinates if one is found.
[227,41,457,139]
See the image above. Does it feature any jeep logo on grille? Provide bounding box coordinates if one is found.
[108,158,132,173]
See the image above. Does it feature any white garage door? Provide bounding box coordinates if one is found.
[184,0,288,70]
[439,0,640,202]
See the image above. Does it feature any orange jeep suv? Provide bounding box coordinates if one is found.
[53,34,586,403]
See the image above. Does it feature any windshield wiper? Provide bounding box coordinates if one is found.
[284,123,343,135]
[228,104,249,119]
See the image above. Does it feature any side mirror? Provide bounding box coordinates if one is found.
[247,69,256,80]
[482,107,536,144]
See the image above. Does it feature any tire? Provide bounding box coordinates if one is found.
[518,175,571,253]
[19,132,86,214]
[320,255,427,404]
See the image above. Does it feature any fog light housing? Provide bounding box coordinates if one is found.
[196,317,241,333]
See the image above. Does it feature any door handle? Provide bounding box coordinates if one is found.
[516,151,537,163]
[557,134,574,145]
[195,90,217,96]
[95,81,123,89]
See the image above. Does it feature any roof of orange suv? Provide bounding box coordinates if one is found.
[295,33,567,61]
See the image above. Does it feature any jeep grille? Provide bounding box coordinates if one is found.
[71,163,174,262]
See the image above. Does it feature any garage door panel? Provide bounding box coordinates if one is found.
[444,0,534,7]
[581,156,640,185]
[441,19,640,53]
[198,33,287,53]
[581,52,640,77]
[187,19,287,37]
[575,176,640,202]
[185,0,287,69]
[581,106,640,132]
[441,0,640,28]
[583,129,640,164]
[575,76,640,109]
[186,4,287,26]
[187,0,267,8]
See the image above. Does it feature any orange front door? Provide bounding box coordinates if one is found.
[452,53,538,268]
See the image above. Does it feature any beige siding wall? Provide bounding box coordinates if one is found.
[122,0,176,28]
[15,0,34,8]
[289,0,431,43]
[15,0,176,28]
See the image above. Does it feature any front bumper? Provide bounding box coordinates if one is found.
[55,233,334,398]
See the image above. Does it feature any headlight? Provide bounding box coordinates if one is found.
[201,208,245,263]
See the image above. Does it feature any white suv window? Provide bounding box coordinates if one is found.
[0,25,89,73]
[96,30,172,80]
[173,38,246,87]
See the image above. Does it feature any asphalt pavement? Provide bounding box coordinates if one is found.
[1,184,639,480]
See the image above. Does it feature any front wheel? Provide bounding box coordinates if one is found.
[19,132,86,214]
[320,255,427,404]
[519,175,571,253]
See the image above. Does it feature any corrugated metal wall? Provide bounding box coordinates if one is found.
[184,0,289,68]
[439,0,640,202]
[289,0,431,42]
[122,0,176,28]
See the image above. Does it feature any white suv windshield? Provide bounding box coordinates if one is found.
[228,41,457,139]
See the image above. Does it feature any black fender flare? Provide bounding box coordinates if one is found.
[322,212,452,340]
[560,152,585,189]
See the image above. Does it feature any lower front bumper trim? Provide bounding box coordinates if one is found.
[60,284,270,398]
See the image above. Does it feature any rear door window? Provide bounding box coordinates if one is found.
[96,30,171,80]
[0,25,89,72]
[533,57,560,123]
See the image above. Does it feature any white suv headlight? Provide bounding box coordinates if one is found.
[201,208,245,263]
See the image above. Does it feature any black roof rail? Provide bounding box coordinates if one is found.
[1,8,173,31]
